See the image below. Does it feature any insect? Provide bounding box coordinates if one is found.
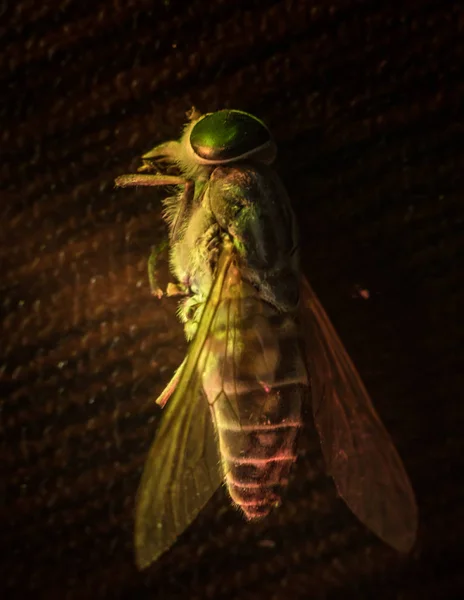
[115,109,418,569]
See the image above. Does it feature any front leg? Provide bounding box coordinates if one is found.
[115,173,189,188]
[169,179,195,243]
[147,239,169,299]
[148,241,190,299]
[166,282,189,297]
[114,173,195,246]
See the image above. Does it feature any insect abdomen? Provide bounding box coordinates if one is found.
[204,298,307,519]
[219,384,304,519]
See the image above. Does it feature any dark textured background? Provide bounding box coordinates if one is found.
[1,1,463,598]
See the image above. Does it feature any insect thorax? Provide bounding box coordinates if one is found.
[170,162,300,336]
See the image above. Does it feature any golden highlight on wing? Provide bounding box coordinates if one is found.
[300,276,418,552]
[134,246,236,569]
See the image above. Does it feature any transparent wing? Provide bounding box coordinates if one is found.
[135,246,236,569]
[300,276,418,552]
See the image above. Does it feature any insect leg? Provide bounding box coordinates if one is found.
[166,282,189,297]
[154,357,187,408]
[114,174,188,188]
[148,240,169,299]
[170,179,195,243]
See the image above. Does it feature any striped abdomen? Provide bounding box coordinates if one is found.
[202,295,308,519]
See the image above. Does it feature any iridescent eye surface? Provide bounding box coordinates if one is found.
[190,109,272,163]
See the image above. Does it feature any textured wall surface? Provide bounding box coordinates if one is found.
[1,1,463,598]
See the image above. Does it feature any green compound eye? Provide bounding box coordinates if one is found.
[190,110,273,164]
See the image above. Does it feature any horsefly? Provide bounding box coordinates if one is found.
[115,109,417,569]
